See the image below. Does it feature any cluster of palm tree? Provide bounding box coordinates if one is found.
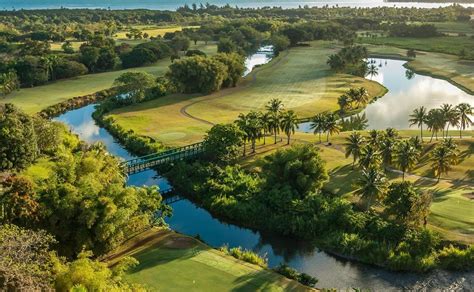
[337,87,370,114]
[0,71,19,97]
[409,103,473,141]
[235,99,299,155]
[309,112,341,143]
[345,129,417,209]
[345,128,460,209]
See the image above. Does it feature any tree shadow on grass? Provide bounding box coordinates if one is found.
[324,164,359,197]
[232,270,306,292]
[128,243,208,274]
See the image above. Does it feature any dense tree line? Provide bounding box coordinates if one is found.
[0,104,171,289]
[389,23,440,38]
[167,53,245,94]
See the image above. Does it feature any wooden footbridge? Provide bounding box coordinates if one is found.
[120,142,204,174]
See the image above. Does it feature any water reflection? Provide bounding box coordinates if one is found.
[364,58,473,130]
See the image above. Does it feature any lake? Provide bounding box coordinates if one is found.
[3,0,474,10]
[299,57,474,132]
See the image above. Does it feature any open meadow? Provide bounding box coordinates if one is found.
[109,41,387,146]
[2,42,216,114]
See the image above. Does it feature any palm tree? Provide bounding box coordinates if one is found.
[426,109,444,142]
[337,94,351,114]
[384,128,399,140]
[357,87,369,105]
[280,110,298,145]
[409,106,427,141]
[456,103,473,138]
[268,112,281,144]
[259,111,271,145]
[310,113,326,143]
[431,143,458,183]
[344,132,365,168]
[440,104,458,138]
[355,167,387,210]
[246,111,262,153]
[367,64,378,79]
[266,99,284,144]
[395,140,420,180]
[265,98,284,115]
[235,113,249,156]
[359,144,382,169]
[367,129,382,148]
[380,135,396,168]
[323,113,340,142]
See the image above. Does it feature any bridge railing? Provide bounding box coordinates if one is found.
[120,142,204,173]
[121,142,204,167]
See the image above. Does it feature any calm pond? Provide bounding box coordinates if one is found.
[55,55,472,290]
[299,58,474,133]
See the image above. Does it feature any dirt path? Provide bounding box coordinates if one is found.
[179,50,291,126]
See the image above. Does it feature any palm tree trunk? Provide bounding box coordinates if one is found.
[274,129,277,144]
[459,127,462,139]
[287,134,290,145]
[243,141,246,156]
[326,132,329,142]
[263,131,266,145]
[252,139,256,153]
[430,131,434,142]
[319,132,322,143]
[420,125,423,142]
[402,170,405,181]
[446,126,449,138]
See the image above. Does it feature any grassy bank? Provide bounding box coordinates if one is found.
[104,228,314,291]
[359,36,474,57]
[1,42,216,114]
[109,41,387,146]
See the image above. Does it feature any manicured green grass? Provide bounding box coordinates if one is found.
[359,36,474,57]
[1,42,216,114]
[105,228,312,291]
[423,22,473,35]
[114,25,199,40]
[110,41,387,146]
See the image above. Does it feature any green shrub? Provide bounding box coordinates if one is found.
[438,245,474,271]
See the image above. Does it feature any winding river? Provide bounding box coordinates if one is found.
[55,54,473,290]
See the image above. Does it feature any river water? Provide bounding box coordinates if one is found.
[55,54,473,289]
[299,58,474,133]
[4,0,474,10]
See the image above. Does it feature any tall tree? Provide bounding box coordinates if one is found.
[265,99,284,144]
[384,182,432,227]
[431,142,458,182]
[310,113,326,143]
[323,113,340,142]
[235,113,250,156]
[355,167,387,210]
[344,132,365,168]
[280,110,298,145]
[409,106,427,141]
[394,140,420,180]
[456,103,473,138]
